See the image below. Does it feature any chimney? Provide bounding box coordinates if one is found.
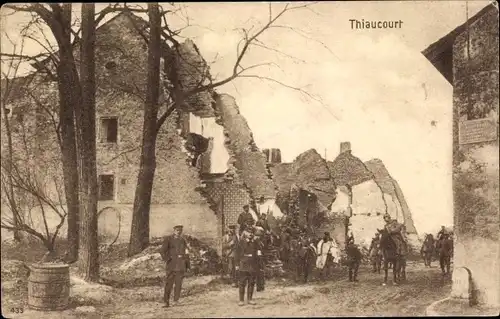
[340,142,351,154]
[262,148,282,164]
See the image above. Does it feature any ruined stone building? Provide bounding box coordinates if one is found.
[422,3,499,308]
[270,148,343,243]
[268,142,419,249]
[1,11,279,252]
[3,10,422,256]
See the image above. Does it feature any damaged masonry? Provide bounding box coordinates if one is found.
[1,10,420,261]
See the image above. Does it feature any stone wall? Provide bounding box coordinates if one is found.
[2,13,206,206]
[451,7,499,307]
[205,180,250,229]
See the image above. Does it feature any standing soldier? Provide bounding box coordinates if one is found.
[237,205,255,235]
[235,227,261,306]
[346,237,362,282]
[368,232,381,273]
[253,226,266,292]
[160,225,190,308]
[222,225,238,287]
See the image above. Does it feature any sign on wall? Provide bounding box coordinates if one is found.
[459,118,497,145]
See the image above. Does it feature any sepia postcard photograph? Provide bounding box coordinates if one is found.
[0,1,498,318]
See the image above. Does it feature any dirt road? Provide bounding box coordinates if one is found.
[4,262,450,318]
[105,263,449,318]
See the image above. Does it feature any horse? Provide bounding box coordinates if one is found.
[420,234,435,267]
[378,228,407,285]
[435,235,453,277]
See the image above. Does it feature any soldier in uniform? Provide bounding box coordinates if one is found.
[383,213,408,255]
[368,232,382,273]
[436,226,447,241]
[222,225,239,287]
[237,205,255,235]
[235,227,261,306]
[160,225,190,308]
[346,238,362,282]
[253,226,266,292]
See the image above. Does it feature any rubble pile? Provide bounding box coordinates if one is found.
[100,235,221,286]
[143,236,222,276]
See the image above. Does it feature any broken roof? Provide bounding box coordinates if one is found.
[328,150,374,187]
[271,149,336,208]
[421,3,497,84]
[7,10,215,117]
[292,149,337,206]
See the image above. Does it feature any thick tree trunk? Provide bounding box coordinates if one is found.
[77,3,99,281]
[52,4,81,263]
[128,3,162,256]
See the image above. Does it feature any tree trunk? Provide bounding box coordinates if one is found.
[128,3,162,256]
[52,4,81,263]
[77,3,99,281]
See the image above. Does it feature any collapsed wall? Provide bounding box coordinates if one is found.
[214,93,277,201]
[328,143,420,249]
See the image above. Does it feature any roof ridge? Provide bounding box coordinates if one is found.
[31,9,149,71]
[422,3,496,57]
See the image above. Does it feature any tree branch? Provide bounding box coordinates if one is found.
[101,146,141,166]
[156,102,176,134]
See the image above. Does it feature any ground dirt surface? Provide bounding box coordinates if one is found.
[2,260,453,318]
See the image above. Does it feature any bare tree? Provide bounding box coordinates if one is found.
[1,57,67,258]
[127,2,327,255]
[1,5,104,278]
[2,4,82,262]
[1,34,26,242]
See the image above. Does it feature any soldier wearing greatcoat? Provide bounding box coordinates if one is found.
[160,225,190,308]
[235,227,261,306]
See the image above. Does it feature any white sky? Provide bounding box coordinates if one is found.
[0,1,492,235]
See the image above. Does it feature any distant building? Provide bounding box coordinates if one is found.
[422,3,499,308]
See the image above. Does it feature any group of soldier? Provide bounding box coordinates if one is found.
[157,206,435,308]
[222,204,270,305]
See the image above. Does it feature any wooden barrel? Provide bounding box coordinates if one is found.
[28,263,70,311]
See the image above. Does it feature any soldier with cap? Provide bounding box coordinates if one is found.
[160,225,190,308]
[235,227,261,306]
[238,204,255,235]
[222,224,239,287]
[436,226,447,241]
